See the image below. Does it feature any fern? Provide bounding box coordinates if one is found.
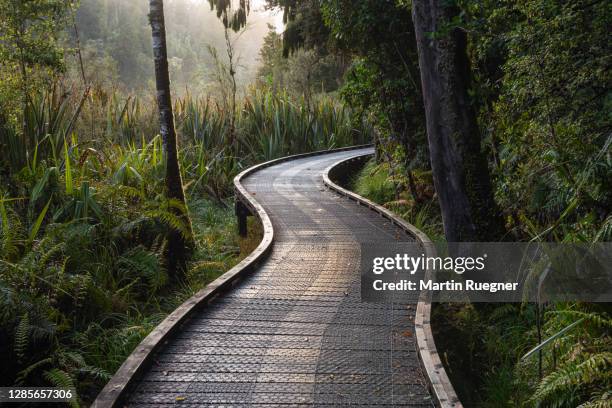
[27,311,57,344]
[579,401,612,408]
[0,284,16,321]
[117,184,145,199]
[117,246,166,292]
[14,313,30,363]
[578,391,612,408]
[593,215,612,242]
[145,208,193,241]
[15,358,53,385]
[71,274,91,309]
[530,352,612,407]
[57,350,86,369]
[38,241,66,269]
[0,198,24,261]
[43,369,79,408]
[77,365,111,381]
[488,304,519,322]
[546,310,612,330]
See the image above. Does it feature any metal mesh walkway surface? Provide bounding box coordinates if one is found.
[126,148,433,407]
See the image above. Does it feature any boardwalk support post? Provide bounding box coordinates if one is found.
[236,200,251,237]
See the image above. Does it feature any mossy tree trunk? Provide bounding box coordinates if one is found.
[411,0,505,242]
[148,0,193,278]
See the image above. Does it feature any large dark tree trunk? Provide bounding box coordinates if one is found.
[411,0,505,242]
[149,0,193,278]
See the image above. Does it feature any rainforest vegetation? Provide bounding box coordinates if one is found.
[0,0,610,407]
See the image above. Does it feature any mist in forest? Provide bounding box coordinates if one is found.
[74,0,283,94]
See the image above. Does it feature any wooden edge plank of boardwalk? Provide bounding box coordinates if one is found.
[92,146,461,408]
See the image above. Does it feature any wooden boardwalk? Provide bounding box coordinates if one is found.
[124,148,434,407]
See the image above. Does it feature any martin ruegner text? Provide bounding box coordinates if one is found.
[372,279,519,293]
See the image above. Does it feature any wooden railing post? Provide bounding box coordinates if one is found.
[236,200,250,237]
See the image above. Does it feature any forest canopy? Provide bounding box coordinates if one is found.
[72,0,282,92]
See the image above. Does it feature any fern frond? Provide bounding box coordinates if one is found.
[0,199,24,261]
[38,242,66,268]
[594,215,612,242]
[77,365,111,381]
[531,352,612,407]
[58,350,86,369]
[15,357,53,385]
[546,310,612,329]
[488,304,518,321]
[43,369,79,408]
[14,313,30,363]
[117,246,166,292]
[0,284,16,321]
[579,401,612,408]
[578,391,612,408]
[145,209,192,241]
[71,274,91,309]
[117,185,144,199]
[27,313,57,343]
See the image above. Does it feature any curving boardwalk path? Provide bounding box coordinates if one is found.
[126,148,433,407]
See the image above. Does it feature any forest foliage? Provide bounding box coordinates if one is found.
[0,0,610,406]
[0,1,366,404]
[340,0,610,406]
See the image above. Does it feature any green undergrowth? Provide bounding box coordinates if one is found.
[351,159,443,242]
[0,186,257,405]
[350,160,611,407]
[0,81,364,405]
[432,303,612,407]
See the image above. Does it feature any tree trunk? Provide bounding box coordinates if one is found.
[411,0,505,242]
[149,0,193,278]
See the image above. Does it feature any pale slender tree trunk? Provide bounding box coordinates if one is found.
[411,0,505,242]
[149,0,193,278]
